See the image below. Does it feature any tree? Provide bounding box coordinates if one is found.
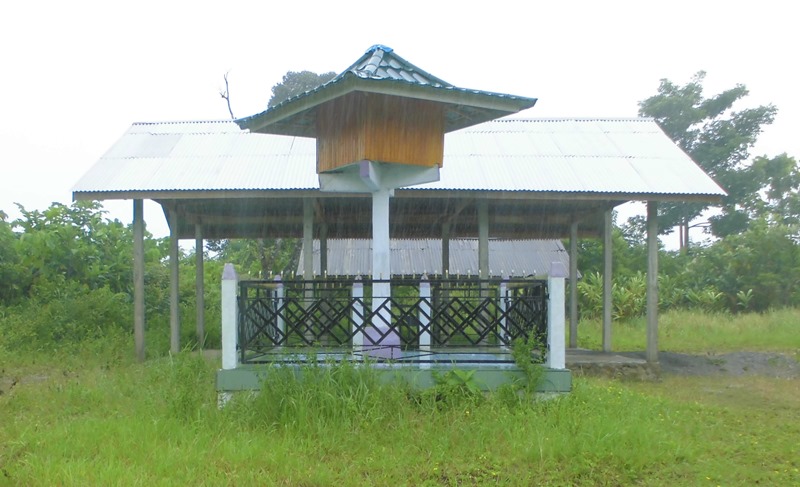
[211,70,337,277]
[638,71,777,252]
[749,153,800,226]
[268,70,336,107]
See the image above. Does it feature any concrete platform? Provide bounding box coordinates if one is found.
[567,348,660,381]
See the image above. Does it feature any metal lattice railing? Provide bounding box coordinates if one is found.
[238,278,547,363]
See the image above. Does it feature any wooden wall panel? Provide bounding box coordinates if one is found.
[316,93,366,173]
[316,92,445,173]
[364,94,444,168]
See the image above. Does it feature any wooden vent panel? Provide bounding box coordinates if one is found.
[317,92,444,173]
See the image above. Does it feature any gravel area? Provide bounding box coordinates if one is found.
[621,351,800,378]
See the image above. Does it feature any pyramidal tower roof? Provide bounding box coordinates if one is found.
[236,45,537,137]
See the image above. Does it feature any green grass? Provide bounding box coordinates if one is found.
[1,334,798,486]
[575,308,800,353]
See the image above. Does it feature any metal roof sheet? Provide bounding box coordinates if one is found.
[297,238,574,278]
[73,117,726,198]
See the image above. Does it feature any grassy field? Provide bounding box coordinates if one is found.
[1,310,798,486]
[575,308,800,353]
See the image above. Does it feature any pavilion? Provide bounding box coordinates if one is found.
[73,45,725,392]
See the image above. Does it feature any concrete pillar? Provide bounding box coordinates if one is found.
[319,222,328,277]
[352,276,364,352]
[646,201,659,364]
[221,264,238,370]
[441,221,450,278]
[133,199,145,362]
[169,209,180,354]
[499,277,509,345]
[367,188,399,357]
[302,198,314,342]
[569,220,579,348]
[602,209,613,352]
[303,198,314,280]
[275,275,285,343]
[478,200,489,280]
[218,263,238,408]
[419,275,432,368]
[547,262,567,369]
[195,223,205,348]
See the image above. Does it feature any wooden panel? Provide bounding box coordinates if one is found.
[316,93,366,173]
[316,92,445,173]
[364,94,444,168]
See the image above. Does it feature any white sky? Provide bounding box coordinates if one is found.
[1,0,796,245]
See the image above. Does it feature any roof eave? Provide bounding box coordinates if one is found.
[236,75,537,136]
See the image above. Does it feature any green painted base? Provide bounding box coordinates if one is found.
[216,364,571,393]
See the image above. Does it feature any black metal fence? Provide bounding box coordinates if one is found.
[238,278,547,363]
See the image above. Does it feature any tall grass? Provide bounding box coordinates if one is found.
[2,314,798,485]
[575,308,800,353]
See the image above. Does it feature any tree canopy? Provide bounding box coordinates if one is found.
[268,70,336,107]
[638,71,777,251]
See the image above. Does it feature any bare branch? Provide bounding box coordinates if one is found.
[219,71,235,120]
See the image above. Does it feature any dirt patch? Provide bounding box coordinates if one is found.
[620,351,800,378]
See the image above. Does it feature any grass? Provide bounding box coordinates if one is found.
[1,310,799,485]
[575,308,800,353]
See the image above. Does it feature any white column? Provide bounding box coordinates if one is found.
[352,276,364,352]
[419,275,431,349]
[602,209,613,352]
[478,200,489,280]
[367,188,399,357]
[221,264,238,370]
[646,201,659,364]
[499,277,509,346]
[169,209,180,354]
[303,198,314,343]
[133,199,145,362]
[195,223,205,348]
[371,188,391,321]
[569,220,578,349]
[320,222,329,278]
[303,198,314,280]
[419,275,432,369]
[547,262,567,370]
[275,275,285,343]
[441,222,450,278]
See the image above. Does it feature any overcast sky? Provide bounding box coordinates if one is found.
[1,0,795,243]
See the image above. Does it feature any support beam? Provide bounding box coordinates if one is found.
[319,222,328,277]
[169,209,180,354]
[569,220,579,348]
[303,198,314,280]
[303,198,314,342]
[602,209,613,352]
[133,200,145,362]
[195,224,205,348]
[646,201,659,364]
[478,200,489,279]
[441,221,450,277]
[366,188,399,358]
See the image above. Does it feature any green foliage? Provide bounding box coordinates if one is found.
[687,221,800,311]
[0,282,130,352]
[268,70,336,107]
[639,71,777,247]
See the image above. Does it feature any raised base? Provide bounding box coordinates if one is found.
[217,363,571,393]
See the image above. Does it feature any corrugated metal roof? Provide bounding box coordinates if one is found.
[73,117,726,198]
[297,239,574,278]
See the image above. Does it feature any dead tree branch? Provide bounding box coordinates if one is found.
[219,71,235,119]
